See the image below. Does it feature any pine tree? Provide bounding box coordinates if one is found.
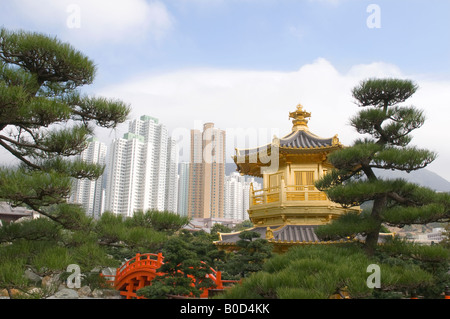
[316,78,450,254]
[223,230,273,278]
[0,28,129,226]
[136,236,216,299]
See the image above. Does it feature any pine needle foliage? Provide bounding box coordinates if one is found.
[219,244,437,299]
[0,28,130,224]
[315,78,450,254]
[0,209,187,296]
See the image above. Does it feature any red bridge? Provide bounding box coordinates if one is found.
[103,252,236,299]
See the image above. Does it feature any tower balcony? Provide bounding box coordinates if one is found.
[248,180,359,226]
[250,182,328,207]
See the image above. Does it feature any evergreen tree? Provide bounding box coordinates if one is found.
[315,78,450,254]
[219,244,437,299]
[0,209,188,298]
[136,236,216,299]
[223,230,273,278]
[0,28,129,226]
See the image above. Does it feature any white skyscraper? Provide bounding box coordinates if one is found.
[224,172,244,220]
[70,137,107,219]
[104,115,178,217]
[177,162,190,217]
[243,177,261,220]
[224,172,261,221]
[165,138,179,213]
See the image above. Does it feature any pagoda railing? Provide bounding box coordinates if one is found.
[250,182,328,207]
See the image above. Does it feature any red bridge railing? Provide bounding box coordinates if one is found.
[102,252,238,299]
[115,252,164,285]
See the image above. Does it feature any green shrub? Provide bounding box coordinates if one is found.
[32,245,73,275]
[219,244,439,299]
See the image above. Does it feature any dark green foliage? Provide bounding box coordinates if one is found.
[222,230,273,278]
[137,236,216,299]
[0,28,135,296]
[233,219,254,231]
[0,28,130,223]
[219,244,439,299]
[0,168,72,216]
[315,78,450,253]
[315,212,379,240]
[0,216,61,243]
[93,211,171,257]
[177,230,227,269]
[126,209,191,233]
[210,223,232,241]
[375,238,449,298]
[0,210,188,296]
[351,78,418,108]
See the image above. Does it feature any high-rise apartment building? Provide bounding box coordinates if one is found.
[188,123,226,219]
[224,172,262,221]
[70,137,107,219]
[242,177,261,220]
[165,138,179,213]
[104,115,178,217]
[177,162,190,217]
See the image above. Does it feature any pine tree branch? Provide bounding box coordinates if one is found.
[0,137,41,169]
[369,162,433,172]
[19,201,62,226]
[386,191,416,206]
[0,133,51,153]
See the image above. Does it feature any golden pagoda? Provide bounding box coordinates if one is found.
[215,104,360,252]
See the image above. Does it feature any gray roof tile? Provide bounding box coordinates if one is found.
[216,225,321,244]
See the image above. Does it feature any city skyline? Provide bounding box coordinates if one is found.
[70,116,257,221]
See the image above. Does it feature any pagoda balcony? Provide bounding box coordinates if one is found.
[250,182,328,207]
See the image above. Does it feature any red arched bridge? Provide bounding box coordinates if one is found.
[102,252,237,299]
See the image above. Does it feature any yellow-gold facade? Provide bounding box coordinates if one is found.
[234,104,360,227]
[215,104,360,251]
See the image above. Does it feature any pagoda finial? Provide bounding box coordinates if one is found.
[289,103,311,130]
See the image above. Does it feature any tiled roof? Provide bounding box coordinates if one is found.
[279,130,333,149]
[216,227,267,243]
[215,224,392,246]
[235,129,336,157]
[215,225,321,244]
[272,225,319,243]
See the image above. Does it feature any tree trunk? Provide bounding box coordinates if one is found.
[364,194,387,255]
[6,287,15,299]
[364,231,380,256]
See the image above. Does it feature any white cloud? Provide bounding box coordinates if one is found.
[7,0,174,45]
[96,58,450,181]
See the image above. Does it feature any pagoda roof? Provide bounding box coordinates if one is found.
[273,224,320,242]
[281,129,334,149]
[235,128,341,158]
[233,104,343,177]
[214,224,391,250]
[215,225,321,245]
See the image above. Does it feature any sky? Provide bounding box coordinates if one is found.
[1,0,450,180]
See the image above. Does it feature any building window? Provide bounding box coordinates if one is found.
[295,171,315,190]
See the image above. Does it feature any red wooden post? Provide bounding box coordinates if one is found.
[216,271,223,289]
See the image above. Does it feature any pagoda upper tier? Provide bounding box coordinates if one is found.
[214,104,361,250]
[234,104,343,177]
